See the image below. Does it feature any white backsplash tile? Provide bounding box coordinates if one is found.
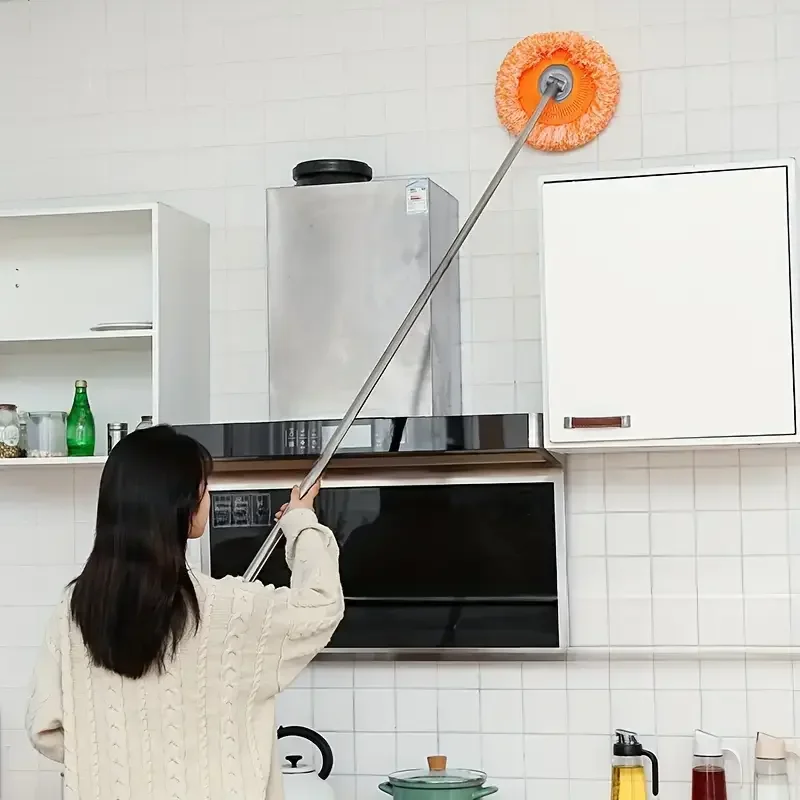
[567,690,611,735]
[650,511,696,556]
[654,690,702,736]
[479,663,522,690]
[354,663,396,689]
[611,689,656,735]
[395,690,438,733]
[695,467,743,511]
[436,663,480,690]
[354,689,397,732]
[313,688,355,732]
[482,733,525,778]
[394,663,437,689]
[605,513,650,556]
[608,599,654,646]
[354,732,397,776]
[523,690,568,734]
[478,695,523,737]
[697,511,742,555]
[523,734,569,779]
[439,689,481,732]
[568,735,609,780]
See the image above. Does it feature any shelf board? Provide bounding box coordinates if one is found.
[0,456,107,467]
[0,203,157,220]
[0,330,152,355]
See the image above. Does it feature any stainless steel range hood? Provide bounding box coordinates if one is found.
[181,171,560,470]
[266,176,462,421]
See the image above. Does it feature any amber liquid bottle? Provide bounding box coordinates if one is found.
[610,730,658,800]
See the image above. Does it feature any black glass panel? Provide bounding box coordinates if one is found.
[176,413,532,460]
[209,482,560,649]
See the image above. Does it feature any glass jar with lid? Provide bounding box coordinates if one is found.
[0,404,23,458]
[27,411,68,458]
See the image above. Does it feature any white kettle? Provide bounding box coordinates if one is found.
[278,725,336,800]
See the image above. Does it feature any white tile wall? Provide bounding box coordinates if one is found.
[1,0,800,797]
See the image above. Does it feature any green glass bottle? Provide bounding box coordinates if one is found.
[66,379,95,457]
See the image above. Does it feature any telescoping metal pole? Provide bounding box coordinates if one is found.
[242,79,561,582]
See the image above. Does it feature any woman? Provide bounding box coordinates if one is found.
[26,425,344,799]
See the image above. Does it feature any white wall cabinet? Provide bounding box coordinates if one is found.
[540,161,797,451]
[0,203,210,462]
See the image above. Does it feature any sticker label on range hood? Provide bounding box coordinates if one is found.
[406,179,429,215]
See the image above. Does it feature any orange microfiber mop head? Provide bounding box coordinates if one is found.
[495,31,620,152]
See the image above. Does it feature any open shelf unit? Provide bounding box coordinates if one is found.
[0,203,210,459]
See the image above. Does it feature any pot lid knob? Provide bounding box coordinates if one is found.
[286,755,303,769]
[427,756,447,772]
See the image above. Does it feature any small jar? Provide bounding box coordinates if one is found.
[0,404,23,458]
[135,415,153,431]
[107,422,128,452]
[27,411,68,458]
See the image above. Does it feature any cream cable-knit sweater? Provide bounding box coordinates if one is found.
[26,508,344,800]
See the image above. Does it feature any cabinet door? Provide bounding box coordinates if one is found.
[541,164,796,445]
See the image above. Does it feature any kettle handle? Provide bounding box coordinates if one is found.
[641,749,659,797]
[277,726,334,780]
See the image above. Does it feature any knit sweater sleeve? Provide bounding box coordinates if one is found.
[26,602,65,763]
[273,507,344,690]
[237,507,344,695]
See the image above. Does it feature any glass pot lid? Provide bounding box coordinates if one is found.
[388,756,487,789]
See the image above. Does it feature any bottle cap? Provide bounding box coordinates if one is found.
[75,380,87,388]
[756,733,788,760]
[613,729,643,757]
[694,730,723,757]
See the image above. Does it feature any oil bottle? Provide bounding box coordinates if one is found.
[611,729,659,800]
[754,732,799,800]
[691,729,742,800]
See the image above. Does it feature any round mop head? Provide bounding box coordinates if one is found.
[495,31,620,152]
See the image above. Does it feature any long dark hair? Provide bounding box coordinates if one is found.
[70,425,213,679]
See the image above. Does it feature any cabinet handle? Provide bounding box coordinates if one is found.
[564,415,631,429]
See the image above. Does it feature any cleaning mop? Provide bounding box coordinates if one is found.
[496,31,620,151]
[243,32,621,581]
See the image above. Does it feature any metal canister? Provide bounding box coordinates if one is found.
[107,422,128,453]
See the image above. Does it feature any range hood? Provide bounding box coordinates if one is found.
[175,412,561,469]
[184,168,560,470]
[266,174,462,421]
